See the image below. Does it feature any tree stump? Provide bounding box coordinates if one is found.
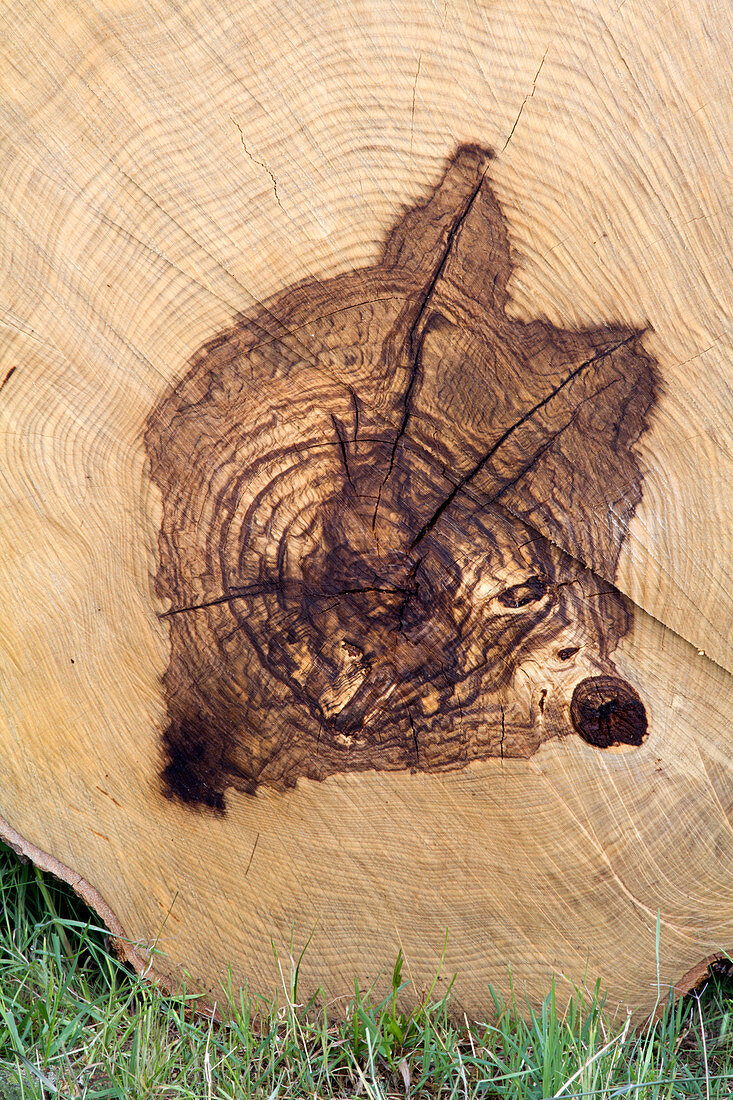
[1,0,731,1019]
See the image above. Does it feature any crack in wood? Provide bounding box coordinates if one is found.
[372,164,490,529]
[409,333,641,550]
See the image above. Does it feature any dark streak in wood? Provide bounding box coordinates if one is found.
[244,832,260,878]
[1,366,17,391]
[145,144,659,811]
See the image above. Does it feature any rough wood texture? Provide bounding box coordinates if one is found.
[1,0,732,1020]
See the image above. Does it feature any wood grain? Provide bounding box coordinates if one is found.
[0,0,731,1020]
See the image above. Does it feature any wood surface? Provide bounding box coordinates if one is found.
[0,0,731,1020]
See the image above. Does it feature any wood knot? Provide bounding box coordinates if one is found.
[570,676,648,748]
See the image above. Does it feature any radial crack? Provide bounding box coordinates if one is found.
[409,332,641,550]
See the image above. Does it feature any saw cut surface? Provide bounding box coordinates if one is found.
[0,0,731,1021]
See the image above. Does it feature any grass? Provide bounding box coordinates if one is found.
[0,841,731,1098]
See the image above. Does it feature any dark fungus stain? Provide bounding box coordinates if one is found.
[145,143,659,812]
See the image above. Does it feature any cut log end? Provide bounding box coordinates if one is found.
[3,0,732,1026]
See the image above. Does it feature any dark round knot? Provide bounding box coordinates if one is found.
[570,676,647,748]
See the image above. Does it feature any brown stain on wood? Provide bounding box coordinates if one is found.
[145,144,659,812]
